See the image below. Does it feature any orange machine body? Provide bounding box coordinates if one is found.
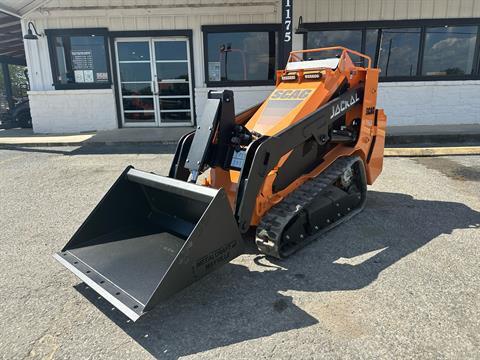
[205,47,387,226]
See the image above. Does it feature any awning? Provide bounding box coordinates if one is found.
[0,0,51,65]
[0,12,25,65]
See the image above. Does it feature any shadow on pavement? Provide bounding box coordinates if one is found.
[74,191,480,359]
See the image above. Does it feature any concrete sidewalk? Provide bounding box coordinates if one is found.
[387,124,480,145]
[0,128,95,146]
[0,124,479,149]
[0,127,193,147]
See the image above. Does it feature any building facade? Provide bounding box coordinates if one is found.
[20,0,480,133]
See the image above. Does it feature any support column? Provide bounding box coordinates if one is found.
[1,62,14,110]
[280,0,293,68]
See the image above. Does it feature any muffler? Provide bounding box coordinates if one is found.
[54,166,244,321]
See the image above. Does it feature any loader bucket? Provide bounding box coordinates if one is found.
[54,166,244,321]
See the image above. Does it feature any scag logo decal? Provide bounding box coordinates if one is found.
[270,89,312,101]
[330,93,360,119]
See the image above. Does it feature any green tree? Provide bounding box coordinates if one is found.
[0,64,28,100]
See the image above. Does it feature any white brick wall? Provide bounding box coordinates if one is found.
[27,81,480,134]
[28,89,118,133]
[378,81,480,126]
[22,0,480,132]
[23,1,281,133]
[196,81,480,128]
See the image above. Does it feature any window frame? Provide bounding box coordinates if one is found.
[46,28,113,90]
[302,18,480,82]
[202,24,281,87]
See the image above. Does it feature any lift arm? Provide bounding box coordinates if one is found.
[235,85,364,232]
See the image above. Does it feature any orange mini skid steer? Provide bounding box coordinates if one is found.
[55,47,387,321]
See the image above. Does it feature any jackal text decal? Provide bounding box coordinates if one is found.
[270,89,312,101]
[330,92,360,119]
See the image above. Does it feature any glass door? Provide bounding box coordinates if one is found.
[153,38,194,126]
[115,37,194,127]
[115,39,157,126]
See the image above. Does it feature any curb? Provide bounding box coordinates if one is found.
[384,146,480,157]
[0,141,86,147]
[0,140,179,147]
[385,133,480,145]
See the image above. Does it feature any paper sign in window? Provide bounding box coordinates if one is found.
[84,70,94,83]
[208,62,221,81]
[96,72,108,81]
[74,70,85,83]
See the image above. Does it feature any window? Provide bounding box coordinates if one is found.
[365,29,379,62]
[303,19,480,81]
[203,25,279,86]
[46,28,111,89]
[306,29,362,62]
[377,28,421,77]
[422,25,478,76]
[307,29,362,51]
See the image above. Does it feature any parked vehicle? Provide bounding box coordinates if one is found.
[10,97,31,128]
[0,69,32,129]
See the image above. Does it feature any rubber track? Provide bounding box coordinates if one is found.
[256,156,361,258]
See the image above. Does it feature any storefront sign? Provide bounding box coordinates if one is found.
[72,50,95,83]
[72,50,93,71]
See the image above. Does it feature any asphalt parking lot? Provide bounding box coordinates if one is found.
[0,145,479,359]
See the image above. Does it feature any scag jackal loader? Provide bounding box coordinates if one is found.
[55,47,387,321]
